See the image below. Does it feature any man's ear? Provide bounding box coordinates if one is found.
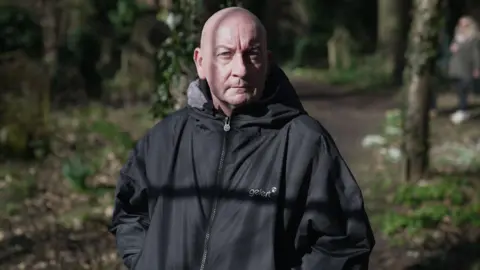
[193,48,206,79]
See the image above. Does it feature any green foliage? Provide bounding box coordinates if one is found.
[60,116,134,194]
[384,109,402,134]
[90,119,135,151]
[289,55,391,90]
[381,177,480,237]
[393,179,467,207]
[365,106,480,241]
[61,151,116,195]
[365,108,480,238]
[62,155,95,192]
[151,0,200,118]
[0,123,51,161]
[361,109,403,170]
[108,0,148,40]
[0,171,37,216]
[325,55,391,88]
[6,175,37,201]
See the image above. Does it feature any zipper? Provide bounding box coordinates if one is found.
[199,116,231,270]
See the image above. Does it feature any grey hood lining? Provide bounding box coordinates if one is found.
[187,80,208,110]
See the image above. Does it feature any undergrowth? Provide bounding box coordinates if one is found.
[286,55,391,91]
[363,108,480,244]
[57,107,137,194]
[381,176,480,237]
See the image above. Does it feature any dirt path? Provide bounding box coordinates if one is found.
[293,80,397,164]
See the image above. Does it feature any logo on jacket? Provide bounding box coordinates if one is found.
[249,187,277,198]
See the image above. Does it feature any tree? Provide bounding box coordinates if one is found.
[0,2,54,159]
[38,0,58,78]
[402,0,443,182]
[151,0,200,117]
[377,0,410,83]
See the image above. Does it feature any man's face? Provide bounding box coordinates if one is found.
[194,15,268,108]
[459,18,468,29]
[458,17,472,33]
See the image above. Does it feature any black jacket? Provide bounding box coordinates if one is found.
[109,65,375,270]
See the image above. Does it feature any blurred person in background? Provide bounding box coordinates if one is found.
[447,15,480,124]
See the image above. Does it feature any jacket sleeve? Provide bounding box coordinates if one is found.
[298,135,375,270]
[109,137,150,269]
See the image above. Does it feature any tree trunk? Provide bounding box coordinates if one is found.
[377,0,409,82]
[39,0,58,78]
[402,0,442,182]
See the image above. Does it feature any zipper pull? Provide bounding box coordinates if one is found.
[223,117,231,132]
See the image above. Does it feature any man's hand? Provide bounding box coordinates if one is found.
[450,43,458,53]
[474,69,479,78]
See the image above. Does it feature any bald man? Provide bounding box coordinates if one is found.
[110,7,375,270]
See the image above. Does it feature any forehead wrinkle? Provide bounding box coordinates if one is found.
[217,23,258,45]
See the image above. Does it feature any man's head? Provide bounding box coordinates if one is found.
[193,7,269,114]
[456,16,479,39]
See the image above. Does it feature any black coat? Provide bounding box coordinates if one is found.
[109,65,375,270]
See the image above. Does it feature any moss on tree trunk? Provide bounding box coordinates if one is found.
[402,0,442,182]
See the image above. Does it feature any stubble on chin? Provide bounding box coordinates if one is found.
[233,89,259,106]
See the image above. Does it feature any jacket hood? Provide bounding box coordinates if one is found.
[187,64,306,129]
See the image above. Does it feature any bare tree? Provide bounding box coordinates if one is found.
[402,0,443,182]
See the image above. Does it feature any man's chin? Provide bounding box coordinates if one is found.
[227,93,253,105]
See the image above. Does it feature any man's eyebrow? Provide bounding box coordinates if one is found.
[215,45,234,51]
[248,44,261,50]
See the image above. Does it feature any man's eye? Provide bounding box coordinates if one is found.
[249,51,261,60]
[218,52,231,57]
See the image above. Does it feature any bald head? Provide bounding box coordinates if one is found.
[199,7,267,49]
[193,7,270,115]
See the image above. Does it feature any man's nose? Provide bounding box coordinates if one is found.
[231,53,247,77]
